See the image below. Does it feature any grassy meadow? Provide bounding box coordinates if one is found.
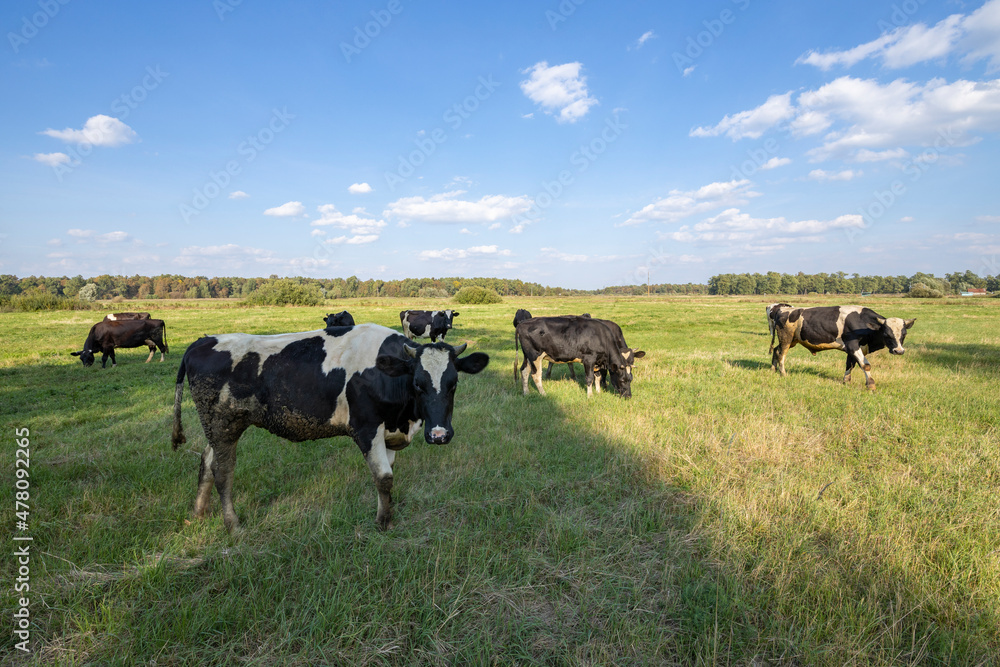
[1,295,999,665]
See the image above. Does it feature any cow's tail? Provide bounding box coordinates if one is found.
[162,322,169,355]
[171,355,187,450]
[768,321,777,354]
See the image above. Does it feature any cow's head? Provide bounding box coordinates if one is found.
[376,341,489,444]
[71,349,96,367]
[608,348,646,398]
[445,310,458,328]
[878,316,916,354]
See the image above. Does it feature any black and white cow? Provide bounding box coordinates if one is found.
[765,303,793,353]
[770,305,915,389]
[400,310,458,342]
[171,323,489,532]
[323,311,355,327]
[544,313,591,380]
[103,312,151,321]
[515,315,643,398]
[72,319,168,368]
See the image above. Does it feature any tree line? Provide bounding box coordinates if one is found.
[0,270,994,303]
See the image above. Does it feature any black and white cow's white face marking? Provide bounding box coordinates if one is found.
[377,342,488,444]
[880,317,916,355]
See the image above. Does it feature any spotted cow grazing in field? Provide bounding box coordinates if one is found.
[544,313,592,380]
[515,315,643,398]
[400,310,458,342]
[765,303,793,353]
[72,319,168,368]
[323,311,355,327]
[171,323,489,532]
[104,312,151,321]
[770,305,915,390]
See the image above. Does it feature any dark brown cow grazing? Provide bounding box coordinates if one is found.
[770,305,914,390]
[72,319,168,368]
[104,312,151,321]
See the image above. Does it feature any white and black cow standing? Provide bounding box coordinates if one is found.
[72,319,168,368]
[103,311,151,321]
[515,315,644,398]
[400,309,458,342]
[171,323,489,532]
[765,302,793,353]
[770,305,915,389]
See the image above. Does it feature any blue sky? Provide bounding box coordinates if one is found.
[2,0,1000,289]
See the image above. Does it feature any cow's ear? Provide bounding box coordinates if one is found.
[904,318,916,329]
[876,317,886,326]
[70,351,81,356]
[455,352,488,375]
[376,355,414,377]
[452,311,459,318]
[632,350,646,359]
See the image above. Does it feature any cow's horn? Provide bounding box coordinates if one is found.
[452,343,467,355]
[403,344,418,358]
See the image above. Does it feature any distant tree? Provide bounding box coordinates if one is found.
[78,283,98,301]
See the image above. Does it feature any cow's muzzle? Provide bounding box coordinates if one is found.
[426,426,452,445]
[891,347,905,355]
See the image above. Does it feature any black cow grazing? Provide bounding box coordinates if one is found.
[770,305,915,390]
[515,316,643,398]
[72,319,168,368]
[323,311,355,327]
[103,312,151,321]
[171,323,489,532]
[512,308,533,328]
[400,309,459,342]
[765,303,793,353]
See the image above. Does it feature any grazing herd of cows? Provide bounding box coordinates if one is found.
[67,303,915,531]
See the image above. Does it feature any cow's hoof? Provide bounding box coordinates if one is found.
[843,376,851,384]
[376,514,392,531]
[866,383,876,391]
[863,364,871,371]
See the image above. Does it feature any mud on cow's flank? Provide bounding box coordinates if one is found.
[171,323,488,532]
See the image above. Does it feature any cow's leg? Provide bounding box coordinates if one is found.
[585,365,596,397]
[843,354,857,384]
[520,358,532,395]
[144,339,156,363]
[361,425,394,530]
[774,342,790,376]
[210,439,241,533]
[568,363,577,380]
[544,362,554,379]
[530,358,546,396]
[194,444,216,518]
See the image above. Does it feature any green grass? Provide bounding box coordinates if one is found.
[1,296,998,665]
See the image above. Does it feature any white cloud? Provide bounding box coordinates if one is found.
[621,179,760,226]
[418,245,511,261]
[264,201,306,217]
[683,66,696,77]
[797,1,1000,72]
[348,182,373,194]
[97,231,130,243]
[174,244,280,269]
[229,190,250,199]
[693,75,1000,162]
[662,208,865,248]
[977,215,1000,222]
[760,157,792,170]
[807,169,860,182]
[385,191,533,224]
[520,61,598,123]
[900,216,915,223]
[634,30,656,49]
[67,229,95,239]
[311,203,386,245]
[33,152,70,167]
[41,114,137,147]
[690,93,795,140]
